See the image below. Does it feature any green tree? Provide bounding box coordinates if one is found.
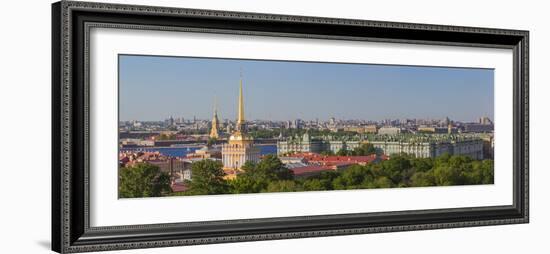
[464,159,494,185]
[361,175,394,189]
[240,160,257,172]
[433,165,462,186]
[251,155,294,181]
[266,180,300,192]
[332,176,347,190]
[178,151,494,196]
[320,150,335,156]
[301,179,327,191]
[352,143,377,156]
[229,175,265,193]
[229,161,266,194]
[336,148,350,156]
[228,156,293,193]
[342,165,371,187]
[411,170,436,187]
[380,155,411,184]
[372,176,394,188]
[119,163,171,198]
[186,159,228,195]
[480,159,494,184]
[411,157,434,172]
[434,153,452,167]
[314,171,340,190]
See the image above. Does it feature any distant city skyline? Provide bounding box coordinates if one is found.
[119,55,494,122]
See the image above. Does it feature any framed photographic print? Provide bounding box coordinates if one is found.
[51,1,529,253]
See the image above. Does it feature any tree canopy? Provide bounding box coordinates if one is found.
[229,155,294,194]
[185,159,228,195]
[119,163,171,198]
[124,153,494,197]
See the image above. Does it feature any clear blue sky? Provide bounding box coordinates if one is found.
[119,55,494,122]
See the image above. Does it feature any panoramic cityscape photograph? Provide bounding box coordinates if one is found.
[118,55,495,198]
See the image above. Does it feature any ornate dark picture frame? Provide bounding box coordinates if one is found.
[52,1,529,253]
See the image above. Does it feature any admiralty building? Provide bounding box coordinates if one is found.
[220,78,261,179]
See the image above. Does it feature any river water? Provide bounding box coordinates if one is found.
[120,144,277,157]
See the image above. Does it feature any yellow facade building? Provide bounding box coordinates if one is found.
[221,78,260,179]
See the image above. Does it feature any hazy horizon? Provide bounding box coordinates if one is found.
[119,55,494,123]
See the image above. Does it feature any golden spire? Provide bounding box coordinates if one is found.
[209,96,219,139]
[214,95,218,117]
[237,79,244,124]
[234,68,248,134]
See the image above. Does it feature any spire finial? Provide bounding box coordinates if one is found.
[214,95,218,113]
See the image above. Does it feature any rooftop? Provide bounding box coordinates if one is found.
[284,152,385,167]
[279,133,487,144]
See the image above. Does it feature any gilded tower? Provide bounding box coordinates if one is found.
[209,97,220,139]
[221,76,261,179]
[236,79,246,132]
